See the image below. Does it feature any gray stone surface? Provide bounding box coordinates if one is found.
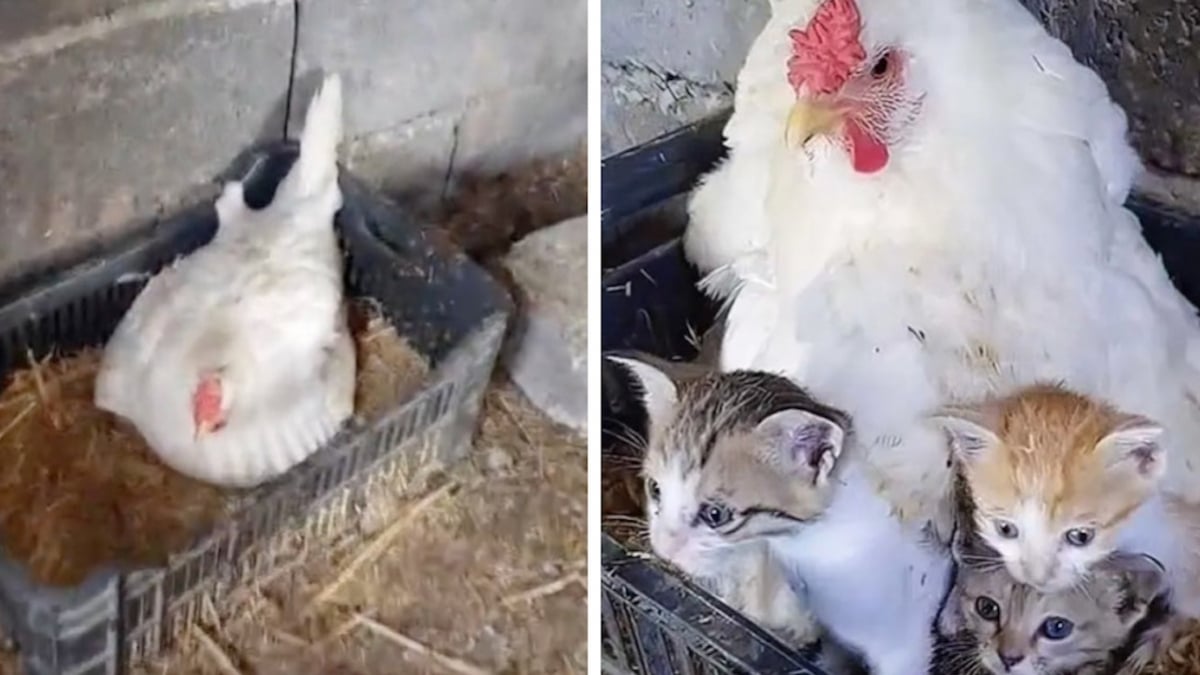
[1138,169,1200,216]
[455,76,589,177]
[500,215,587,433]
[0,1,293,286]
[290,0,586,148]
[344,110,459,214]
[600,0,767,154]
[0,0,152,44]
[1020,0,1200,177]
[601,0,769,90]
[602,60,732,156]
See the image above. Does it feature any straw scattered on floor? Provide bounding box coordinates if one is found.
[0,300,428,588]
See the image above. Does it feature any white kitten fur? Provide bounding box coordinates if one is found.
[1117,495,1199,617]
[767,462,953,675]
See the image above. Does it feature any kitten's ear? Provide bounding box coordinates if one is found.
[949,523,969,563]
[929,405,1000,465]
[755,409,846,486]
[935,580,966,637]
[1097,416,1165,483]
[1101,553,1167,621]
[950,526,1000,569]
[605,353,680,432]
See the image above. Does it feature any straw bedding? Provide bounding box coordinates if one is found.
[0,299,427,587]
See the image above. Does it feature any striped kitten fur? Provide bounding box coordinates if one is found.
[935,521,1172,675]
[609,352,952,675]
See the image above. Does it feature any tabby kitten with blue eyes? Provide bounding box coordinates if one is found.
[935,545,1171,675]
[610,353,952,675]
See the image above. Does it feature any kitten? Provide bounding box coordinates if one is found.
[610,352,952,675]
[935,541,1171,675]
[929,383,1200,616]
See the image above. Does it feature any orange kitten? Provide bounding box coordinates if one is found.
[931,384,1181,597]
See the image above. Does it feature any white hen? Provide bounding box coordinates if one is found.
[687,0,1200,535]
[95,74,355,488]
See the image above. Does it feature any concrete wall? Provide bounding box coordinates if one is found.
[600,0,1200,210]
[0,0,586,286]
[600,0,768,156]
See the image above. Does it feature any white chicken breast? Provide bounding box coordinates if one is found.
[95,74,355,488]
[687,0,1200,536]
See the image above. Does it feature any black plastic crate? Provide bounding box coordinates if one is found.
[0,143,510,675]
[602,535,824,675]
[599,112,1200,675]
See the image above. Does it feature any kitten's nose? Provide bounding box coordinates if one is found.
[999,651,1024,670]
[1022,560,1053,587]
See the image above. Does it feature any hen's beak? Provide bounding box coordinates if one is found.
[194,417,213,439]
[194,419,219,440]
[785,99,842,149]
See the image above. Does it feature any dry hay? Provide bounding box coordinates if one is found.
[347,299,429,419]
[1147,620,1200,675]
[0,348,228,586]
[0,300,428,588]
[437,142,587,256]
[601,450,648,552]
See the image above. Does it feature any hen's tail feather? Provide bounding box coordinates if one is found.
[287,73,343,200]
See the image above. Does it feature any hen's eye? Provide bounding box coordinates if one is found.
[974,596,1001,621]
[1064,527,1094,547]
[646,479,661,502]
[1039,616,1074,640]
[697,501,733,528]
[871,53,891,77]
[994,519,1020,539]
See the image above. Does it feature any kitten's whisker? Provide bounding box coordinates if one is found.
[604,515,648,526]
[602,454,643,469]
[603,422,648,452]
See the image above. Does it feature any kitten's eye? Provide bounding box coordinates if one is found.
[645,479,661,502]
[974,596,1001,621]
[1039,616,1074,640]
[871,52,891,78]
[993,519,1020,539]
[697,501,733,528]
[1064,527,1094,547]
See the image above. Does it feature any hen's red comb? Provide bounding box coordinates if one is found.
[787,0,866,95]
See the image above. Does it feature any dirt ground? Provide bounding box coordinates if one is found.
[0,147,587,675]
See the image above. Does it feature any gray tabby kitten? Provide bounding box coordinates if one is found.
[935,534,1170,675]
[609,351,936,675]
[606,351,824,646]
